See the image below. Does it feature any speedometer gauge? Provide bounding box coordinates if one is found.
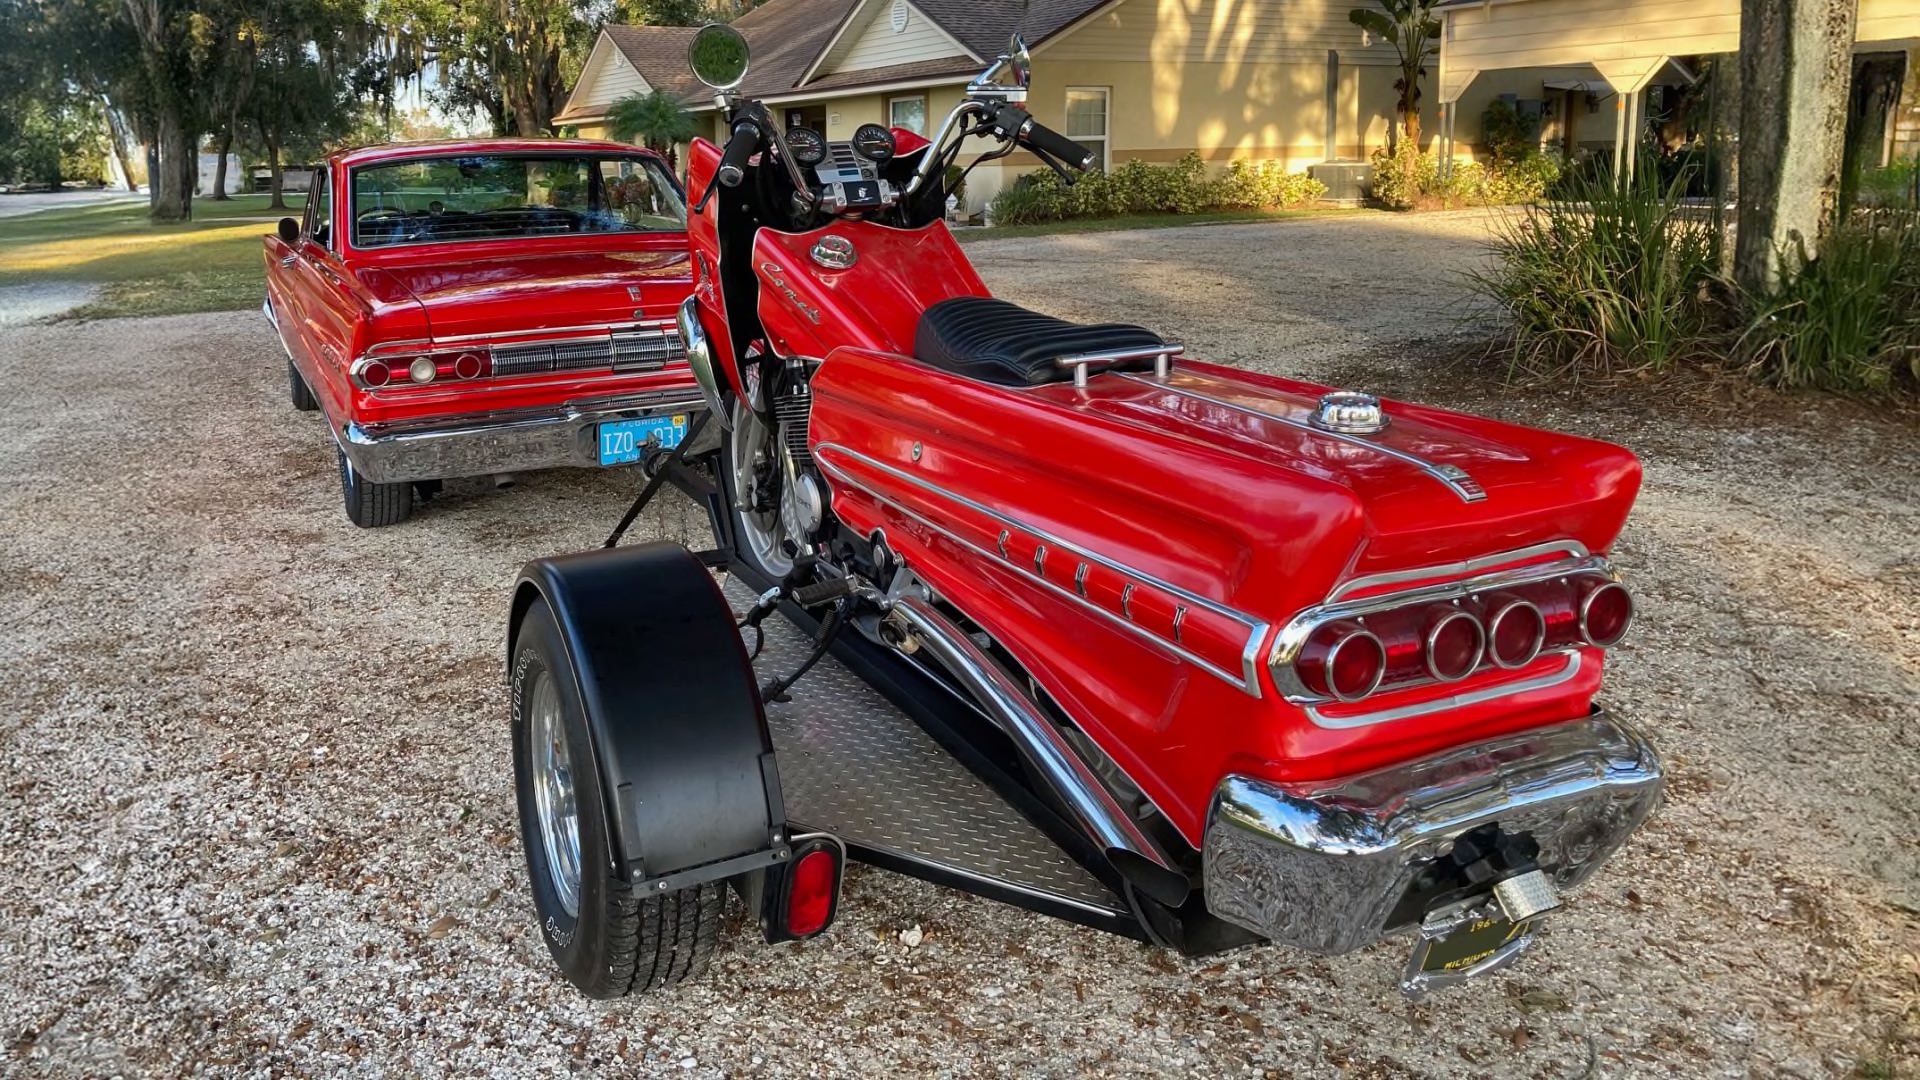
[850,123,895,162]
[785,127,827,167]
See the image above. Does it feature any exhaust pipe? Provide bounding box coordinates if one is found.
[889,596,1190,907]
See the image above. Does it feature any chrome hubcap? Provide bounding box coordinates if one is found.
[528,672,582,918]
[730,397,795,577]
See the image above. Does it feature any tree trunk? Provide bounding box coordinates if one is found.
[100,97,137,192]
[150,109,193,222]
[266,138,286,210]
[1403,85,1422,149]
[1732,0,1860,295]
[210,129,233,200]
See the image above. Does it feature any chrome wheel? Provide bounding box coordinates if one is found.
[528,670,582,918]
[728,396,795,578]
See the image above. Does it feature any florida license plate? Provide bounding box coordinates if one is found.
[598,414,689,466]
[1411,913,1534,976]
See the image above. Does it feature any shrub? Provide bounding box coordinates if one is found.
[985,152,1325,225]
[1737,213,1920,392]
[1858,156,1918,210]
[1370,144,1559,209]
[1480,99,1539,169]
[1466,172,1723,377]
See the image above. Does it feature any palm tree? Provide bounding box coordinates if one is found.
[607,90,696,168]
[1350,0,1441,148]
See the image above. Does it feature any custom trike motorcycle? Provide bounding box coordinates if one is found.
[505,25,1664,1001]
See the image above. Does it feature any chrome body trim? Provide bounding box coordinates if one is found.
[1202,709,1664,956]
[1304,653,1583,729]
[336,391,706,484]
[1119,370,1488,503]
[889,595,1186,898]
[813,442,1270,697]
[1269,547,1618,709]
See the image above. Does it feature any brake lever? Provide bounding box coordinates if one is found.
[1029,143,1078,187]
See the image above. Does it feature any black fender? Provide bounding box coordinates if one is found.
[509,541,785,886]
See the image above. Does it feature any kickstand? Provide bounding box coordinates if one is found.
[604,411,713,549]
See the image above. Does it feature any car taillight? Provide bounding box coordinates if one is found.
[1424,609,1485,683]
[1299,624,1386,702]
[360,359,391,388]
[1487,599,1546,669]
[1578,581,1634,647]
[407,356,437,384]
[453,352,484,380]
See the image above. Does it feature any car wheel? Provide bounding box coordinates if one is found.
[720,395,797,581]
[337,446,413,527]
[288,359,319,412]
[511,599,725,998]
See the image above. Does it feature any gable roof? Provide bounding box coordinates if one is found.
[559,0,1107,122]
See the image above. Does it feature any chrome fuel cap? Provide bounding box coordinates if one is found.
[1310,391,1388,434]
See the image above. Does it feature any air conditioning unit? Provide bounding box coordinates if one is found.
[1310,160,1373,205]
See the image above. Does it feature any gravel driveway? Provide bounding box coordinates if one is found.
[2,210,1915,1078]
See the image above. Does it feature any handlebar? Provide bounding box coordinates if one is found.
[717,121,759,187]
[1016,116,1097,173]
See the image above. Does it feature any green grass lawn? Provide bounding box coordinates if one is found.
[0,194,305,319]
[953,206,1369,242]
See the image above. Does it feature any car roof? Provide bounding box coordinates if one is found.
[332,138,665,168]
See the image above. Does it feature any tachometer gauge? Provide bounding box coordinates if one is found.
[850,123,895,162]
[785,127,827,167]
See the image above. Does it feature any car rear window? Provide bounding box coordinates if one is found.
[349,153,686,249]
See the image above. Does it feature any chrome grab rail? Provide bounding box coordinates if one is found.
[889,595,1189,905]
[1055,344,1183,388]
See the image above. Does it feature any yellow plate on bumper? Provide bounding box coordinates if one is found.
[1412,913,1533,975]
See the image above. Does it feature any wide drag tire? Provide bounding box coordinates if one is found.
[336,446,413,528]
[288,359,319,412]
[511,599,724,998]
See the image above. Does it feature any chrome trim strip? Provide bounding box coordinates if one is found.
[1304,653,1582,729]
[815,443,1270,697]
[1329,541,1591,602]
[1118,371,1489,503]
[890,595,1186,892]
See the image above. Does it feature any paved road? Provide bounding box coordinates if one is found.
[0,188,145,219]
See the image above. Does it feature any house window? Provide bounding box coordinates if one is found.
[1064,87,1110,171]
[889,94,928,137]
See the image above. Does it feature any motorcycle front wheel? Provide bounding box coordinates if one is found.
[720,395,797,581]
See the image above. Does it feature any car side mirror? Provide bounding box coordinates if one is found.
[277,217,300,244]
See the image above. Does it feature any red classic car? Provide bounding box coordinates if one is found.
[263,139,701,526]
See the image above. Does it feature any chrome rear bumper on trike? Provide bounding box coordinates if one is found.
[1201,710,1664,955]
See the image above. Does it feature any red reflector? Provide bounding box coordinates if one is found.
[361,360,391,388]
[454,352,484,380]
[1579,582,1634,647]
[785,848,837,937]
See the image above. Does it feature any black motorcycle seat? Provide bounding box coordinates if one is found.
[914,296,1167,387]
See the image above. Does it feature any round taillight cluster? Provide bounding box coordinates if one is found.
[359,359,391,388]
[1287,575,1635,705]
[356,352,490,390]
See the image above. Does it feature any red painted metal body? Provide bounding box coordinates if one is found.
[263,138,696,446]
[685,137,1641,848]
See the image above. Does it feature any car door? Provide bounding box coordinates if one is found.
[287,168,359,421]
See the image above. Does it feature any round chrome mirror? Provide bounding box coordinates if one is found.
[688,23,750,91]
[1007,33,1032,87]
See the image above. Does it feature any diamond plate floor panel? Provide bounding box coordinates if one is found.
[728,578,1125,915]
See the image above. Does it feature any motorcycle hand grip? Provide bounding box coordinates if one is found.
[718,122,759,187]
[1018,119,1097,173]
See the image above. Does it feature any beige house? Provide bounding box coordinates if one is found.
[557,0,1421,211]
[1434,0,1920,176]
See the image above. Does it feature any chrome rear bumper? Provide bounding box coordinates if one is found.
[1201,710,1663,955]
[339,392,706,484]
